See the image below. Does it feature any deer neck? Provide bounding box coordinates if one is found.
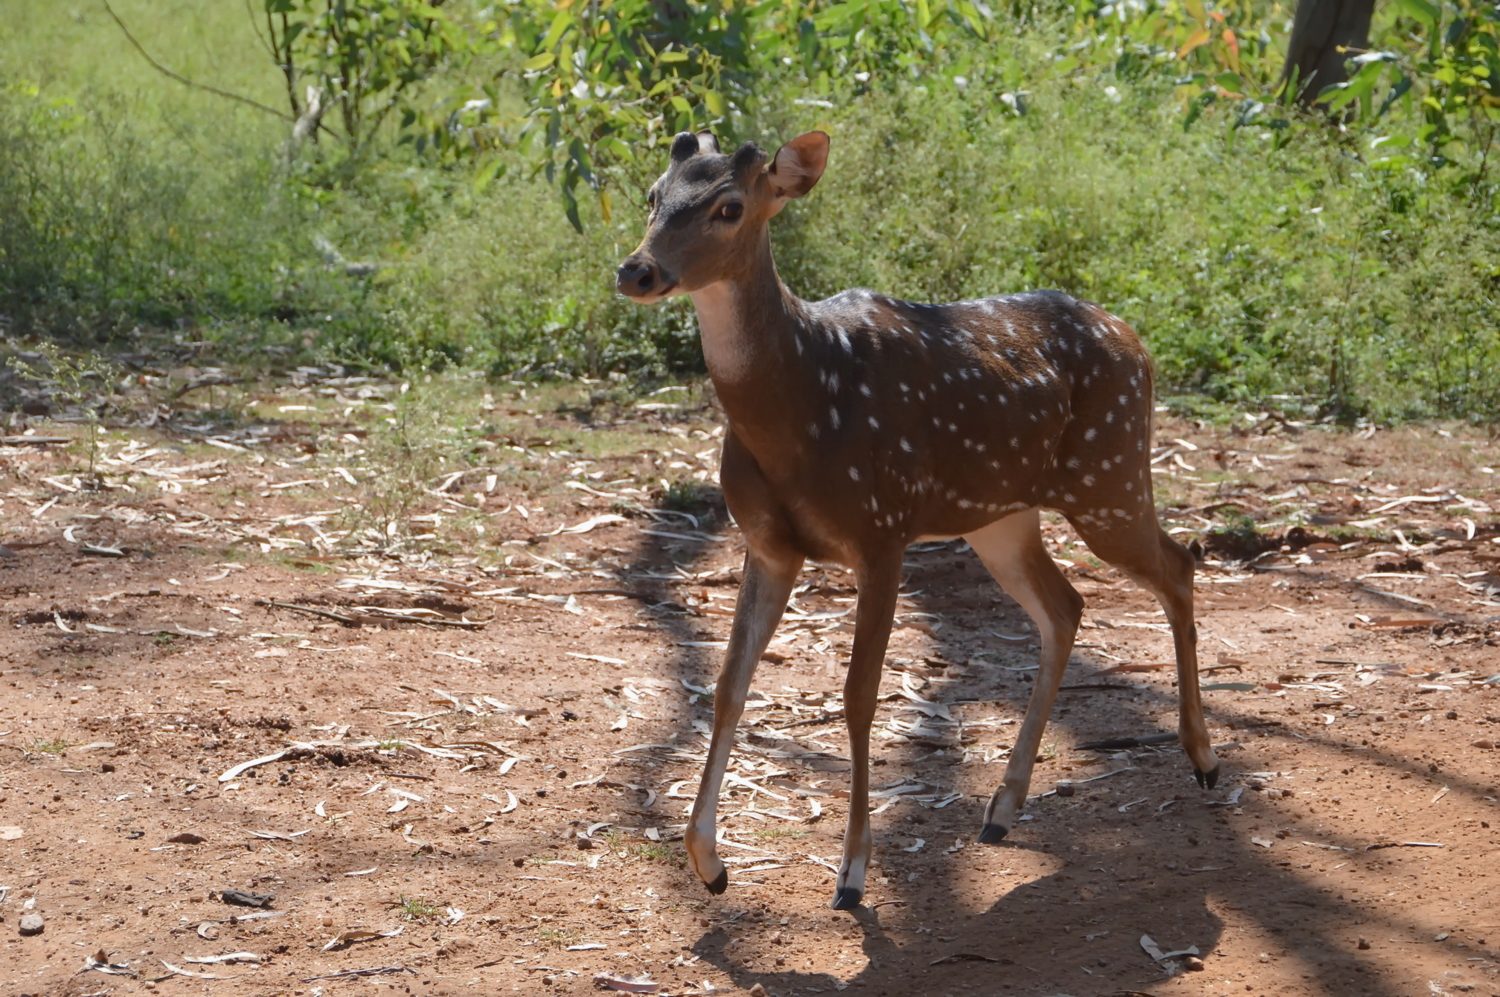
[688,232,814,462]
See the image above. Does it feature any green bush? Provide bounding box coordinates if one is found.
[1,2,1498,421]
[0,82,341,351]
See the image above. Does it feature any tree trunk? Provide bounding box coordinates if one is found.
[1280,0,1376,105]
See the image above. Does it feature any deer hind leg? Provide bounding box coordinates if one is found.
[830,548,903,911]
[1067,515,1219,788]
[964,509,1084,844]
[685,548,801,895]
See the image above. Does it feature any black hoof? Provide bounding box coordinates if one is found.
[1195,764,1220,790]
[977,823,1009,845]
[705,868,728,895]
[830,887,864,911]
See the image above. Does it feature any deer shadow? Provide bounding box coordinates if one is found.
[680,538,1479,997]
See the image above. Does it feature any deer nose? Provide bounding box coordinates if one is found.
[616,258,658,297]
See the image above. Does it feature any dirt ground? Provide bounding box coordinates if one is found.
[2,370,1500,997]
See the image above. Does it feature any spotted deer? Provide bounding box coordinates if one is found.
[616,130,1219,911]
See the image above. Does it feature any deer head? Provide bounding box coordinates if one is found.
[615,130,829,302]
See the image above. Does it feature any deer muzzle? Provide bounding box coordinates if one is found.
[616,255,667,300]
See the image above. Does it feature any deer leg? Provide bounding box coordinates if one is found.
[1066,518,1219,788]
[1150,530,1219,785]
[831,549,903,911]
[965,510,1084,843]
[685,548,801,894]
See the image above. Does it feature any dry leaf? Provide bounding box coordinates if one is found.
[547,514,626,536]
[83,950,134,976]
[159,960,233,980]
[322,926,403,951]
[1098,662,1172,676]
[218,749,291,783]
[594,972,663,993]
[1140,934,1200,963]
[1362,616,1442,629]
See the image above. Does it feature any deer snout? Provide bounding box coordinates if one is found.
[616,257,661,298]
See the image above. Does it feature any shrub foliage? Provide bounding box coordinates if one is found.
[0,0,1496,420]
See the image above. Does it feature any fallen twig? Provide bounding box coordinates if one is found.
[300,966,415,982]
[256,601,358,625]
[1076,732,1179,751]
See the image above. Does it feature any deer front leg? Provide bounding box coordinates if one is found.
[831,549,903,911]
[685,549,800,894]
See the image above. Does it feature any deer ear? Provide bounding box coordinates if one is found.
[768,131,829,200]
[670,131,701,163]
[696,131,721,155]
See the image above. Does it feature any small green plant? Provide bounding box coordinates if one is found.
[1202,509,1276,560]
[750,826,811,840]
[661,480,710,513]
[29,738,71,754]
[395,894,441,921]
[7,342,120,487]
[152,632,178,649]
[631,841,683,865]
[336,345,471,552]
[1220,509,1263,543]
[375,738,403,752]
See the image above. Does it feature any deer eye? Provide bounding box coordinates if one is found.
[647,190,657,211]
[717,202,743,221]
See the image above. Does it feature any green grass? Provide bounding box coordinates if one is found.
[395,894,441,921]
[1,3,1497,420]
[630,841,682,864]
[28,738,71,754]
[749,826,811,840]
